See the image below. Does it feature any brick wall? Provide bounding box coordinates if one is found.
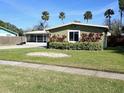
[0,36,26,45]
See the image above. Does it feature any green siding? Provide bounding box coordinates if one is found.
[47,24,108,48]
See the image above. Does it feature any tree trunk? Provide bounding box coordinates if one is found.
[43,20,47,30]
[109,16,111,30]
[87,19,88,23]
[120,11,123,31]
[62,19,64,24]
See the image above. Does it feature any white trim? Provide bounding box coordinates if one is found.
[47,22,109,31]
[25,30,49,35]
[26,42,47,47]
[68,30,80,42]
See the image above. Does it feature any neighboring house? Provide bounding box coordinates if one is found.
[0,26,25,45]
[0,26,18,37]
[25,22,109,48]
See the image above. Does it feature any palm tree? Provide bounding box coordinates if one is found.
[83,11,92,23]
[41,11,50,30]
[119,0,124,29]
[104,9,114,29]
[59,12,65,24]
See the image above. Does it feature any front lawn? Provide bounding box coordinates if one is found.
[0,65,124,93]
[0,47,124,73]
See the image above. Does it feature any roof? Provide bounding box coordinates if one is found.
[0,26,18,36]
[46,22,109,31]
[25,30,49,35]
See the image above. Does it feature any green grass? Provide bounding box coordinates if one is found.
[0,47,124,73]
[0,65,124,93]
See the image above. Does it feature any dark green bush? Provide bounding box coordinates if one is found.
[49,42,102,50]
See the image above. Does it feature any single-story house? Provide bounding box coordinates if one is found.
[25,22,109,48]
[0,26,18,37]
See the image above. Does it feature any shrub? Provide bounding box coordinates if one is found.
[108,36,124,47]
[49,42,102,50]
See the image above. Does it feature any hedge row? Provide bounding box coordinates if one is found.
[108,36,124,47]
[48,42,102,50]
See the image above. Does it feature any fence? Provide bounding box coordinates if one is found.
[0,36,26,45]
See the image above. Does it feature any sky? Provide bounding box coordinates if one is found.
[0,0,120,30]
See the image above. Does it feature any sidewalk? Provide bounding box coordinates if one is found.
[0,60,124,80]
[0,44,41,49]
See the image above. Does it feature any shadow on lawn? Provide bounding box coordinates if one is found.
[106,46,124,55]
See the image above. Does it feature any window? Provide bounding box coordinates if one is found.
[37,34,47,43]
[28,35,36,42]
[69,31,79,41]
[43,35,47,42]
[27,34,47,43]
[37,35,43,42]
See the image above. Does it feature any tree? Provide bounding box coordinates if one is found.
[0,20,5,27]
[103,19,124,36]
[104,9,114,29]
[111,19,121,36]
[122,26,124,33]
[104,19,122,36]
[83,11,92,23]
[41,11,49,30]
[73,20,81,23]
[33,22,48,31]
[118,0,124,29]
[0,20,23,36]
[104,19,110,26]
[59,12,65,24]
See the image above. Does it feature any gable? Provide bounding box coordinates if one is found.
[47,24,108,33]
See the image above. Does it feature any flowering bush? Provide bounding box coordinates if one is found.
[49,34,66,42]
[80,32,103,42]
